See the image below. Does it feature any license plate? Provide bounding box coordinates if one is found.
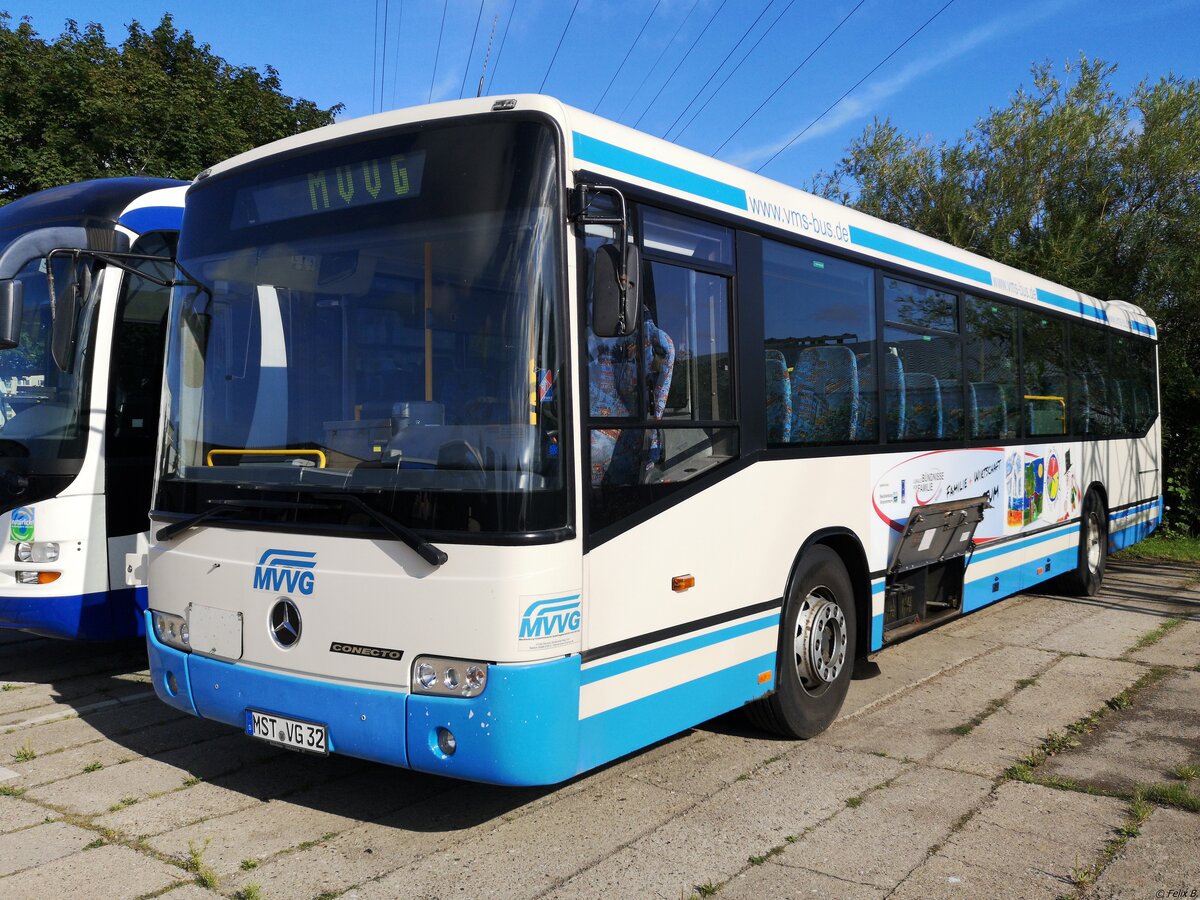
[245,709,328,755]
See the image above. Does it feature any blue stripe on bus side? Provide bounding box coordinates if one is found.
[848,226,992,285]
[572,132,749,210]
[580,613,780,686]
[1110,498,1160,523]
[117,205,183,234]
[1129,320,1156,338]
[970,523,1080,564]
[1035,287,1108,322]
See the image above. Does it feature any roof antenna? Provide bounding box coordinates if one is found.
[477,15,498,97]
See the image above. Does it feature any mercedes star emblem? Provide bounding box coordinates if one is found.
[269,598,302,648]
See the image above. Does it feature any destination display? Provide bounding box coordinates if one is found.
[230,149,426,228]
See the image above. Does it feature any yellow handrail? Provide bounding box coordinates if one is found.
[1024,395,1066,434]
[206,449,327,468]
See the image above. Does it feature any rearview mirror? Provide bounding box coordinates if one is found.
[0,280,24,350]
[591,243,640,338]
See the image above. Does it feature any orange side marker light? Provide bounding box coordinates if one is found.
[671,574,695,593]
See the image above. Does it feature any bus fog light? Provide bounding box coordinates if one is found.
[35,542,58,562]
[436,727,457,756]
[151,610,191,652]
[15,542,32,562]
[166,671,178,696]
[412,656,488,698]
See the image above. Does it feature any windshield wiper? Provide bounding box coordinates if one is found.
[154,498,326,542]
[314,492,448,567]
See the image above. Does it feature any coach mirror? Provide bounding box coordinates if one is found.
[0,279,23,350]
[574,182,640,337]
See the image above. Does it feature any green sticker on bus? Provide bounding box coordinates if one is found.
[10,507,34,542]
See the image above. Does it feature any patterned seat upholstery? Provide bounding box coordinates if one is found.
[589,316,675,486]
[884,350,906,441]
[969,381,1008,438]
[904,372,943,439]
[790,345,859,441]
[765,354,792,443]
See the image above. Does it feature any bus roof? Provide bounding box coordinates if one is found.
[194,95,1157,340]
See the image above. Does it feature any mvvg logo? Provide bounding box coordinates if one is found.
[518,594,581,644]
[253,549,317,596]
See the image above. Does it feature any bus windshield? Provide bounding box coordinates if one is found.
[0,255,99,501]
[158,117,567,537]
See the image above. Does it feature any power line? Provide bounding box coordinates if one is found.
[617,0,700,122]
[634,0,730,129]
[713,0,866,155]
[459,0,486,100]
[539,0,581,94]
[379,0,390,113]
[487,0,517,94]
[428,0,448,103]
[755,0,957,173]
[592,0,662,114]
[372,0,380,113]
[389,0,405,109]
[672,0,799,141]
[662,0,774,140]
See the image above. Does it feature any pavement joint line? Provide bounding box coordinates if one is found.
[4,690,156,731]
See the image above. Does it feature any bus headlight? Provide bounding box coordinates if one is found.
[15,542,58,563]
[152,610,191,652]
[411,655,488,698]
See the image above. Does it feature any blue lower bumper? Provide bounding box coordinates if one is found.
[0,587,147,640]
[145,611,582,786]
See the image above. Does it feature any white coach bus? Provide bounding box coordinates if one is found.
[139,96,1159,784]
[0,178,185,639]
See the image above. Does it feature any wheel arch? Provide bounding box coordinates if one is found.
[786,528,872,659]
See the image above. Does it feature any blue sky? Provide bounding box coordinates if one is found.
[13,0,1200,188]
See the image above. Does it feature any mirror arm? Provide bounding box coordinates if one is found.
[571,183,633,329]
[45,247,179,288]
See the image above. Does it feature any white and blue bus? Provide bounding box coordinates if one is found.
[141,96,1160,785]
[0,178,185,639]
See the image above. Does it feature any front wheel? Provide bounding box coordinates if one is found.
[1061,490,1106,596]
[747,545,856,739]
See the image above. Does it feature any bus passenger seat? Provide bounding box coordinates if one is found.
[969,381,1007,438]
[765,354,792,442]
[790,345,859,441]
[905,372,943,439]
[885,350,906,440]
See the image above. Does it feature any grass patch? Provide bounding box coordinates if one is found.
[12,740,36,762]
[951,723,974,736]
[1016,677,1039,689]
[1128,617,1186,653]
[1112,533,1200,563]
[1173,764,1199,782]
[182,775,202,787]
[240,859,259,871]
[83,761,103,773]
[845,795,864,809]
[747,844,785,866]
[0,784,27,797]
[1,682,22,691]
[85,837,105,849]
[107,796,139,813]
[184,838,219,890]
[952,696,1012,737]
[694,882,720,898]
[235,886,263,900]
[1135,782,1200,813]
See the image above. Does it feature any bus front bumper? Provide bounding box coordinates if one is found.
[0,587,147,640]
[145,612,582,786]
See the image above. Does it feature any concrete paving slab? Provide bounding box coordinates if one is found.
[1086,807,1200,898]
[593,745,906,893]
[0,793,54,833]
[1040,669,1200,794]
[621,728,791,798]
[0,671,149,721]
[719,861,883,900]
[0,820,98,877]
[155,885,226,899]
[1127,620,1200,669]
[891,850,1057,900]
[823,645,1057,761]
[775,766,994,889]
[845,632,995,718]
[0,843,187,900]
[932,654,1146,777]
[0,693,182,759]
[26,731,277,816]
[1034,605,1175,659]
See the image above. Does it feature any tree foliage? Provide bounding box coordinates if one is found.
[815,58,1200,532]
[0,12,342,204]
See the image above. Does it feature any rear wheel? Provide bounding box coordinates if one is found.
[747,545,856,738]
[1061,490,1106,596]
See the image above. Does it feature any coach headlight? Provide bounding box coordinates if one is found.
[411,655,488,698]
[15,542,59,563]
[152,610,191,652]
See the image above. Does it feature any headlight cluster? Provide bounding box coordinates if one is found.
[15,542,59,563]
[153,610,191,652]
[411,655,488,698]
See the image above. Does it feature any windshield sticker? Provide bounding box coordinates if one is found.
[9,507,33,542]
[518,592,581,652]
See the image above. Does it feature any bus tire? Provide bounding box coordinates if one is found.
[747,545,856,739]
[1062,490,1107,596]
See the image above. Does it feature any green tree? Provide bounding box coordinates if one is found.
[0,12,342,203]
[815,58,1200,533]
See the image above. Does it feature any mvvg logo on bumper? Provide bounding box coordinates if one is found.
[253,549,317,595]
[518,593,581,651]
